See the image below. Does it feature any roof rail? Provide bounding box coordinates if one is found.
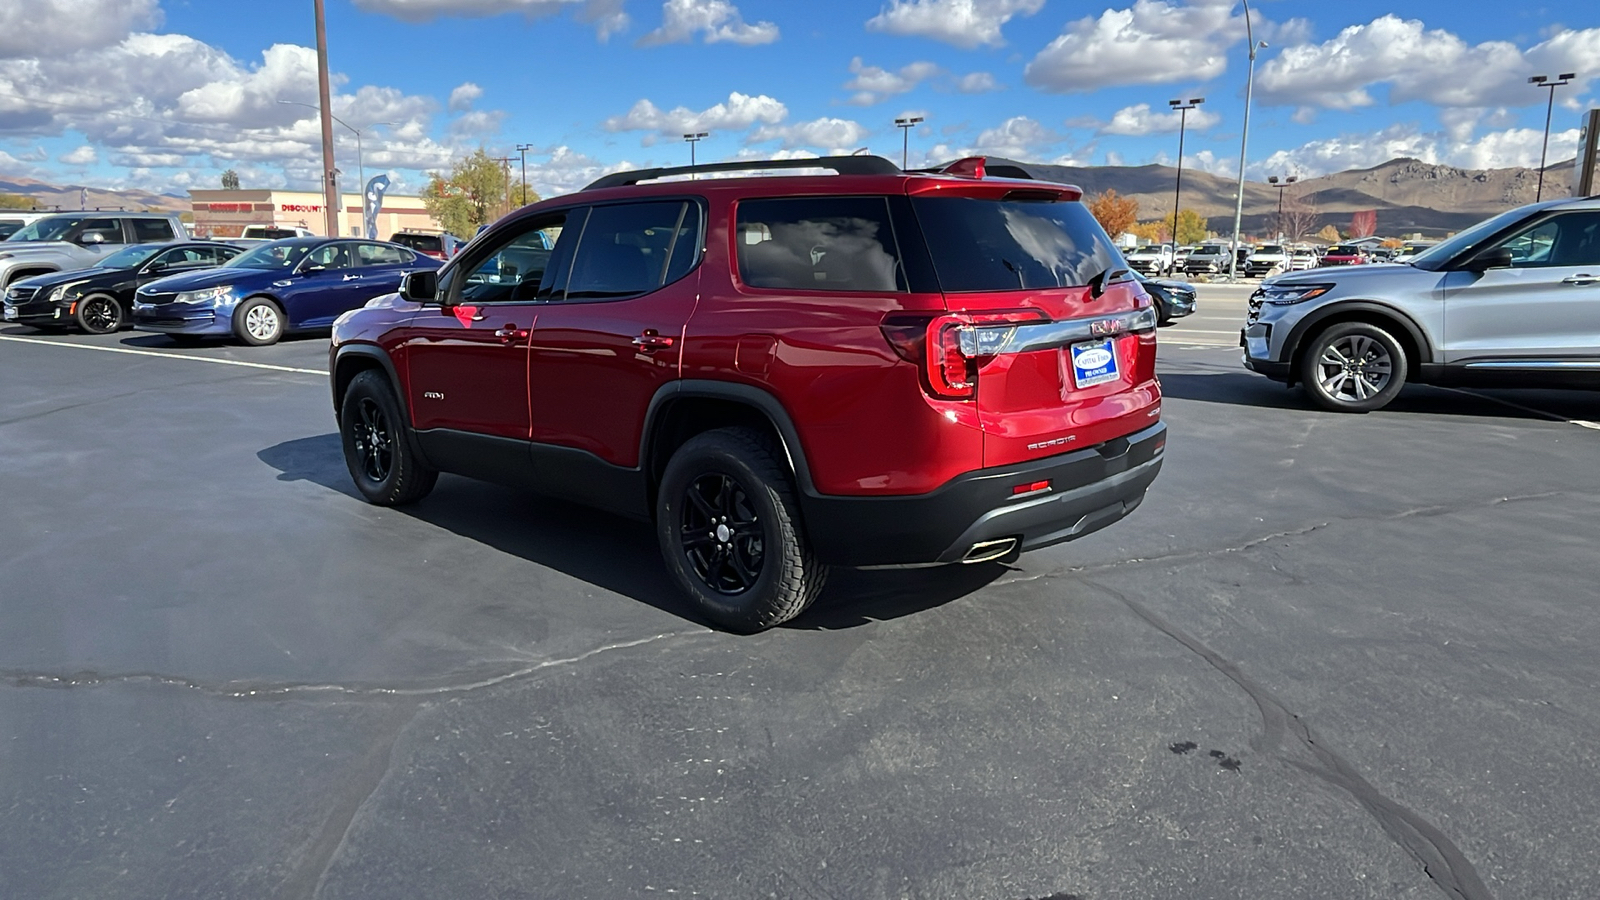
[583,155,902,191]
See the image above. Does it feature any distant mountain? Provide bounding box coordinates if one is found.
[0,174,188,215]
[996,156,1580,238]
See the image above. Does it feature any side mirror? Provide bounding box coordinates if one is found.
[400,269,438,302]
[80,232,106,245]
[145,261,166,273]
[299,263,327,275]
[1465,247,1515,271]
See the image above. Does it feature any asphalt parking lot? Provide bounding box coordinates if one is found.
[2,295,1597,900]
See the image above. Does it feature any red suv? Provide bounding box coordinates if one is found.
[330,156,1165,631]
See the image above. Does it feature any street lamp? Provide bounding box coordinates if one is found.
[1268,175,1298,240]
[895,116,924,169]
[278,100,394,235]
[683,132,708,172]
[1168,97,1204,248]
[515,143,535,207]
[1529,73,1576,202]
[1227,1,1267,280]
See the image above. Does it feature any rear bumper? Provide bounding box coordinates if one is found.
[800,421,1166,567]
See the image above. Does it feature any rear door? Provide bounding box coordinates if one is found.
[353,242,419,297]
[284,242,362,327]
[526,200,702,466]
[909,189,1160,468]
[1442,210,1600,362]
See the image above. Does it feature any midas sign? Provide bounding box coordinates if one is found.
[280,203,323,212]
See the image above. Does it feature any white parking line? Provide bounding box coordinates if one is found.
[1164,329,1242,336]
[1434,385,1600,431]
[0,334,324,376]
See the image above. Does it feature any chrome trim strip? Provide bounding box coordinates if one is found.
[966,307,1158,356]
[1461,360,1600,370]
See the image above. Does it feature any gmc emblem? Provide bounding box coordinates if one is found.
[1089,319,1120,337]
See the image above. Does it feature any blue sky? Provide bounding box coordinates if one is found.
[1,0,1596,198]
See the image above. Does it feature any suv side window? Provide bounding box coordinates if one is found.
[735,197,905,292]
[132,219,175,243]
[78,218,125,246]
[355,242,409,266]
[563,201,697,301]
[1496,212,1600,268]
[451,213,568,305]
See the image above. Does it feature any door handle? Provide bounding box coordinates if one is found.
[631,330,675,352]
[342,273,362,281]
[1561,274,1598,286]
[495,325,529,344]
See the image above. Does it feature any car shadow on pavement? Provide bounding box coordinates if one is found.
[258,433,999,630]
[1158,371,1598,422]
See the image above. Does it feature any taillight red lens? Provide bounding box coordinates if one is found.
[931,320,976,399]
[882,309,1049,401]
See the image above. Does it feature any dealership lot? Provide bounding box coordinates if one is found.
[1,298,1597,899]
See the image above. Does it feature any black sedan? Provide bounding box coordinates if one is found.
[2,241,241,334]
[1135,271,1197,325]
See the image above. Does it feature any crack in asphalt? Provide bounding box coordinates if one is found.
[0,630,705,700]
[993,489,1573,585]
[1085,579,1497,900]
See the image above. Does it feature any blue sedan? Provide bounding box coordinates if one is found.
[130,237,439,345]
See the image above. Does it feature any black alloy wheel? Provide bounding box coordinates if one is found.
[680,473,765,594]
[75,294,123,334]
[339,370,438,505]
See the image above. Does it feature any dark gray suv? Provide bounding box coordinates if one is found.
[1242,198,1600,411]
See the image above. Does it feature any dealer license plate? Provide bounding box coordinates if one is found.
[1069,338,1119,388]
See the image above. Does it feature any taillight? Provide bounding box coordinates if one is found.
[880,310,1047,401]
[932,318,976,399]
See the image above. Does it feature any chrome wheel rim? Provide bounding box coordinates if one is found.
[244,304,279,341]
[680,473,763,595]
[351,397,393,483]
[1316,334,1392,403]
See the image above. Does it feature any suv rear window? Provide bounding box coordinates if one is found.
[133,219,176,242]
[910,196,1123,292]
[736,197,905,292]
[391,233,443,253]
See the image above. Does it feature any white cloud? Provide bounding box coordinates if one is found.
[1256,17,1600,110]
[955,72,1001,94]
[1248,122,1582,178]
[749,117,870,152]
[1025,0,1242,93]
[603,92,788,138]
[0,0,160,59]
[1095,103,1221,136]
[638,0,778,47]
[843,58,942,106]
[448,109,507,137]
[970,116,1057,159]
[60,145,97,166]
[448,82,483,112]
[865,0,1044,50]
[352,0,628,39]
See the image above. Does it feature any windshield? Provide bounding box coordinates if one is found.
[912,196,1125,291]
[225,242,314,270]
[1409,208,1533,270]
[6,215,83,243]
[1327,245,1362,255]
[100,245,164,269]
[1255,245,1283,254]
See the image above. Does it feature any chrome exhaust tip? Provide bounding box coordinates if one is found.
[962,538,1018,564]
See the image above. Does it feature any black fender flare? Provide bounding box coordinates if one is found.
[331,344,430,465]
[641,379,816,496]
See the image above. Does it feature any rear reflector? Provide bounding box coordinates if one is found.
[1012,480,1051,496]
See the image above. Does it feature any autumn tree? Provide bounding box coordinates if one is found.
[511,181,540,208]
[1316,224,1342,242]
[422,149,511,238]
[1278,192,1320,241]
[1087,189,1139,238]
[1349,209,1377,239]
[220,169,240,190]
[1158,208,1209,244]
[0,192,35,209]
[1129,220,1169,243]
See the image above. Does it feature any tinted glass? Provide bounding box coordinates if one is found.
[80,218,123,244]
[151,247,212,268]
[355,242,407,266]
[132,219,175,242]
[390,233,442,252]
[305,243,354,270]
[736,197,903,292]
[565,201,688,300]
[1256,245,1283,254]
[1327,245,1362,255]
[663,203,703,285]
[912,197,1122,292]
[0,219,23,240]
[101,245,164,269]
[7,215,83,242]
[226,241,315,270]
[457,215,566,305]
[1496,212,1600,268]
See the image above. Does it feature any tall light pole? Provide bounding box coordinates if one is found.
[1169,97,1204,247]
[1529,73,1576,202]
[515,143,534,207]
[683,131,708,171]
[1268,175,1297,240]
[1227,0,1266,280]
[311,0,339,237]
[279,100,393,235]
[895,116,923,169]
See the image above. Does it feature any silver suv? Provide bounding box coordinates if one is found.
[1242,197,1600,411]
[0,212,189,289]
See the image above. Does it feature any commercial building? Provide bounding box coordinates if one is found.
[188,189,444,239]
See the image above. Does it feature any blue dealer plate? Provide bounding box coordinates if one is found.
[1070,338,1119,388]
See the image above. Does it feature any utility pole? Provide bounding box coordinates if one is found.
[1529,73,1576,202]
[894,116,923,169]
[311,0,340,237]
[1168,97,1204,247]
[491,156,514,218]
[515,143,534,207]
